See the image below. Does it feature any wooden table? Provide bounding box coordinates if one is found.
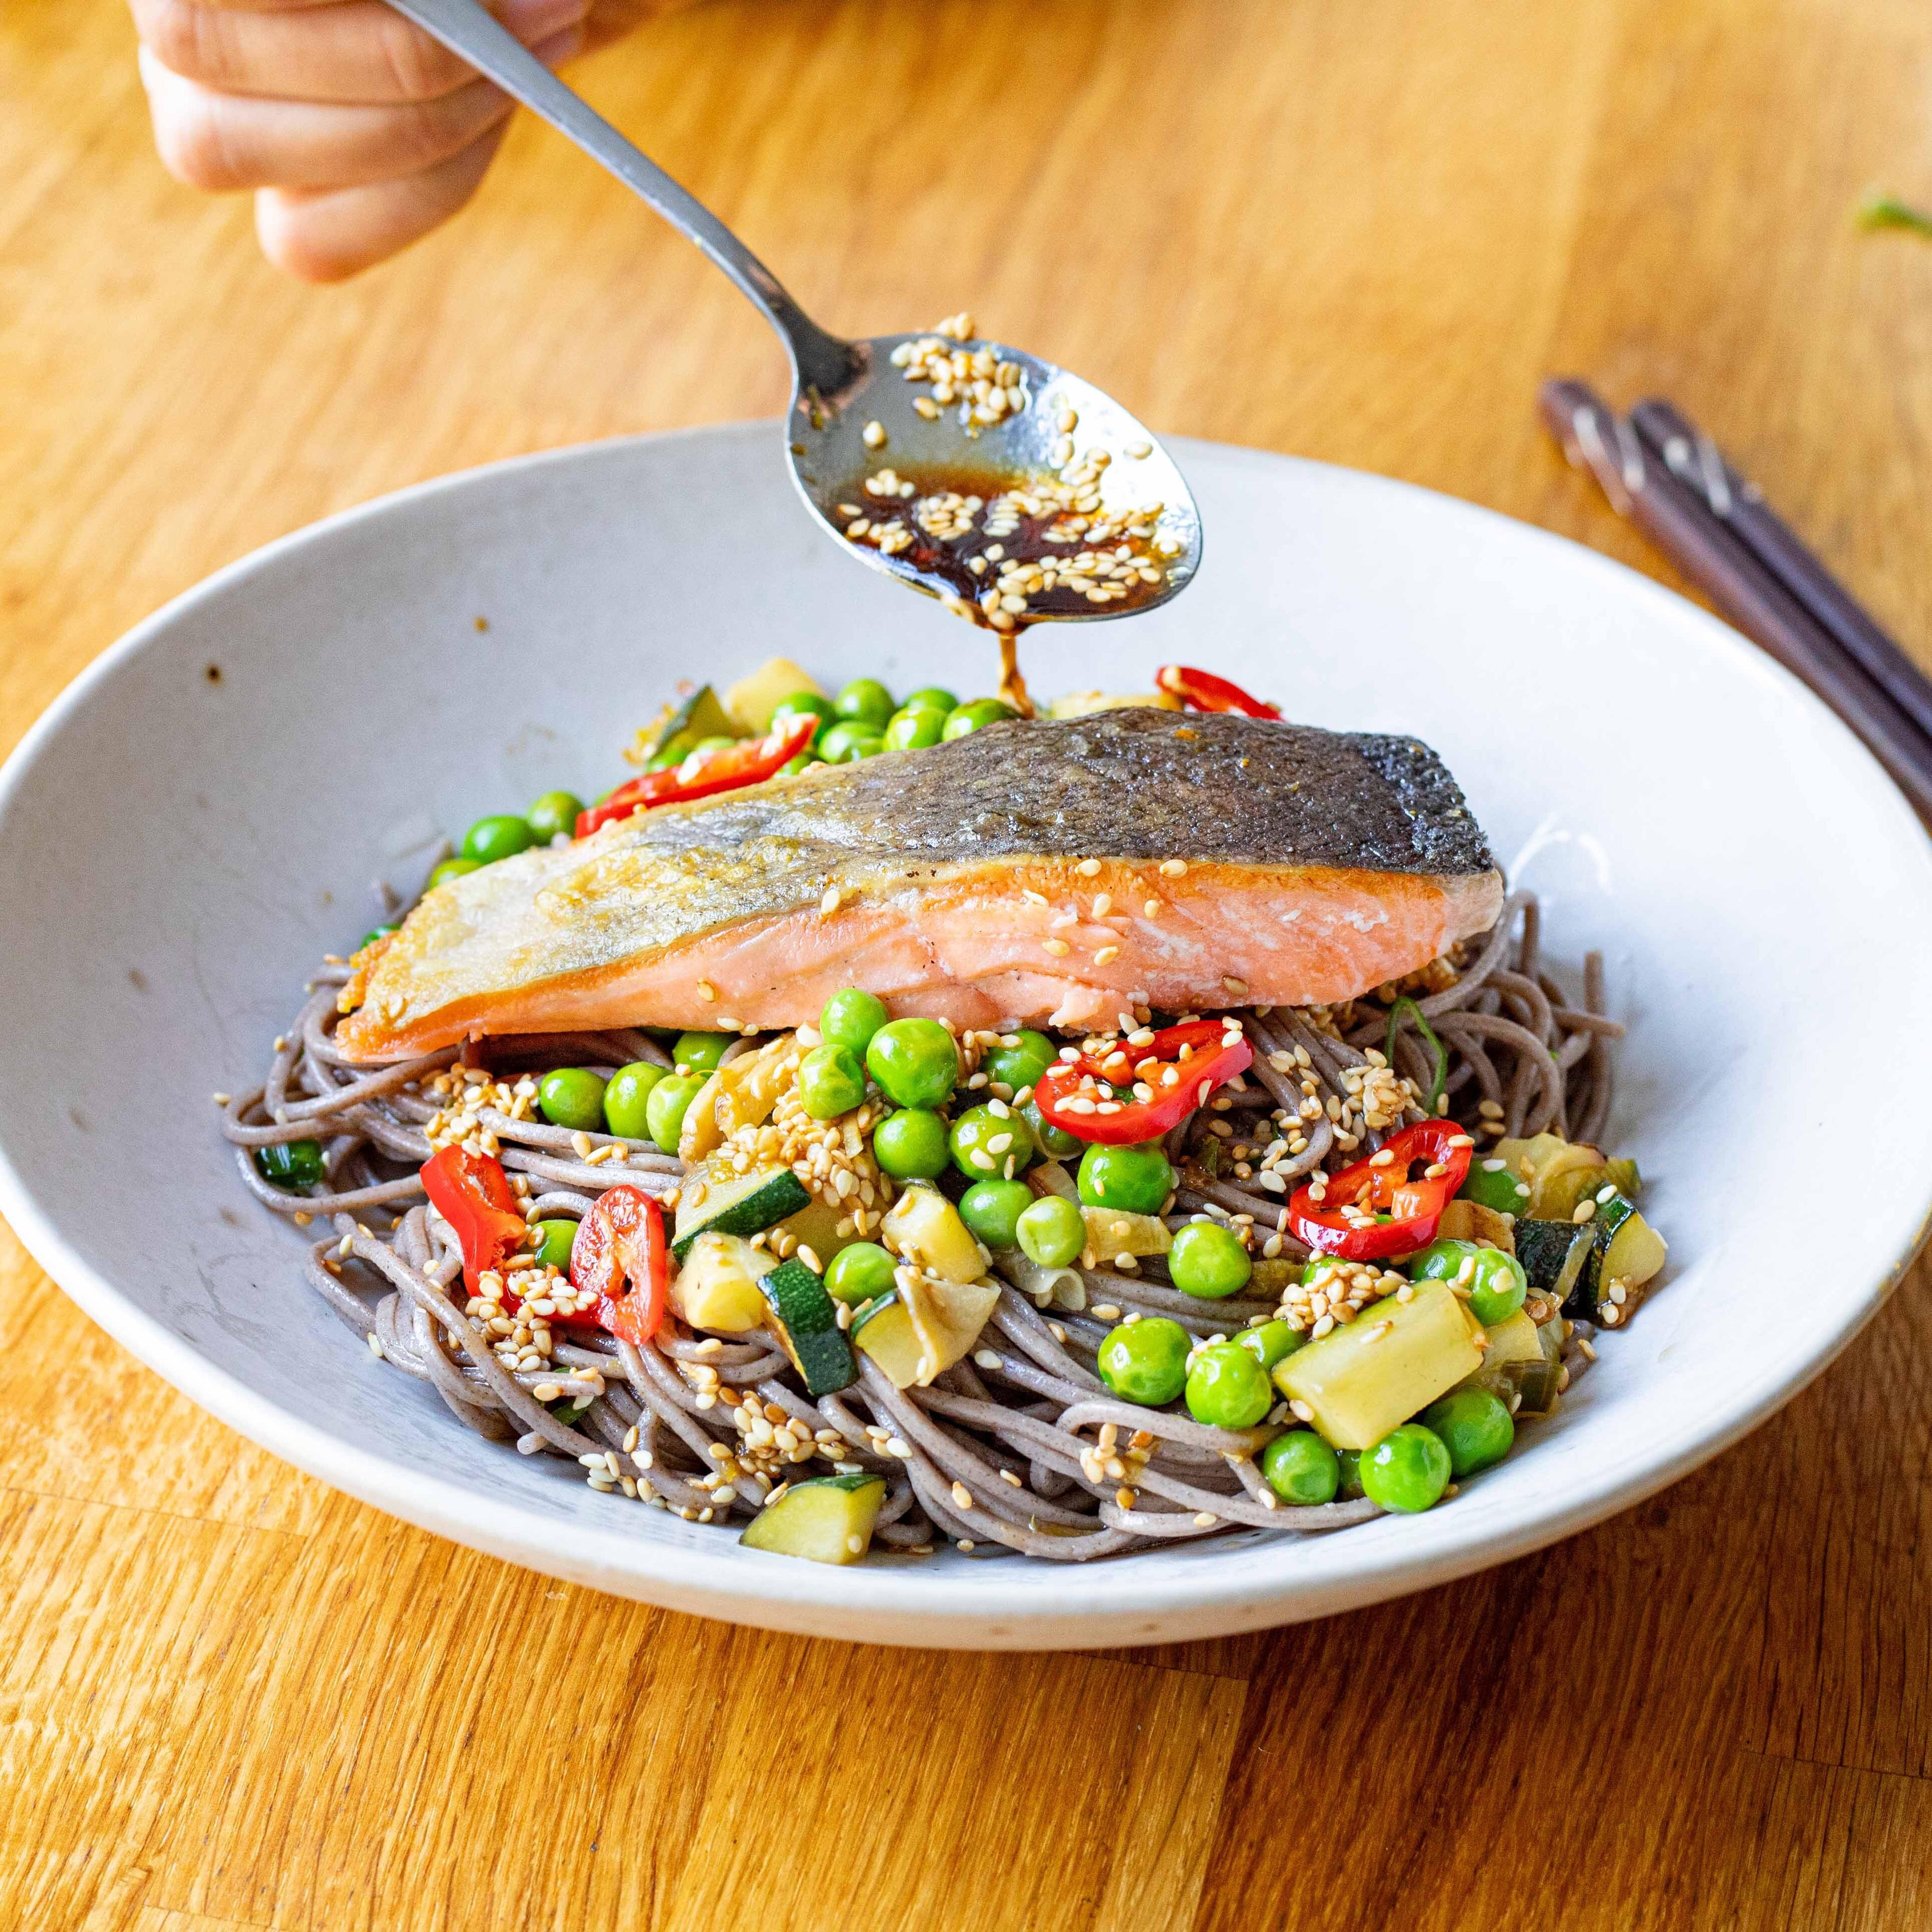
[6,1,1931,1924]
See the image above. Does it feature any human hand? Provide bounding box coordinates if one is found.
[132,0,672,281]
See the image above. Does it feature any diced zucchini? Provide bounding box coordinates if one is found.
[643,683,740,762]
[672,1163,811,1261]
[1534,1161,1611,1224]
[1436,1199,1517,1253]
[1514,1220,1594,1295]
[1607,1157,1642,1198]
[897,1269,1001,1384]
[1523,1142,1608,1220]
[777,1199,866,1265]
[1080,1206,1172,1263]
[1459,1309,1559,1411]
[1482,1309,1545,1370]
[881,1183,986,1286]
[1272,1282,1484,1450]
[1527,1190,1667,1320]
[853,1291,924,1389]
[671,1231,775,1333]
[725,657,825,734]
[740,1472,885,1563]
[677,1036,803,1163]
[1601,1202,1666,1289]
[758,1257,857,1395]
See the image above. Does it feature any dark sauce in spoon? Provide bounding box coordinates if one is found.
[832,457,1183,713]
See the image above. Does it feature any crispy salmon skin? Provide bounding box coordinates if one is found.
[336,708,1503,1059]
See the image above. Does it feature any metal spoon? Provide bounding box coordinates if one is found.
[382,0,1202,629]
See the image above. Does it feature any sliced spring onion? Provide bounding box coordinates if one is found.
[1386,996,1447,1114]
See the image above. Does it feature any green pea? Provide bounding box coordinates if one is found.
[1097,1317,1191,1406]
[949,1104,1034,1182]
[672,1031,733,1075]
[942,698,1017,740]
[1259,1430,1339,1505]
[462,814,537,865]
[883,705,948,751]
[254,1140,324,1190]
[525,790,586,843]
[1016,1193,1086,1268]
[778,752,820,776]
[358,924,397,950]
[1168,1221,1253,1299]
[771,693,836,745]
[602,1061,668,1140]
[825,1241,898,1306]
[1409,1238,1527,1327]
[537,1067,608,1133]
[1076,1140,1173,1216]
[1358,1423,1452,1513]
[957,1178,1032,1248]
[865,1018,959,1109]
[531,1219,579,1272]
[833,678,897,728]
[1021,1096,1083,1158]
[1237,1320,1303,1372]
[820,987,890,1054]
[645,1073,707,1154]
[872,1106,951,1179]
[903,685,957,714]
[983,1028,1056,1098]
[1337,1448,1365,1499]
[819,720,886,764]
[1184,1341,1274,1429]
[1420,1388,1515,1478]
[797,1042,867,1120]
[1459,1157,1533,1216]
[427,857,480,889]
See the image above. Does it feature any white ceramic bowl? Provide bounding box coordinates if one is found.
[4,424,1929,1648]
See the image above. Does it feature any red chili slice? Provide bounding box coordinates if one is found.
[1155,664,1282,719]
[1285,1119,1476,1260]
[576,712,819,837]
[1033,1018,1254,1146]
[569,1184,669,1346]
[420,1146,528,1295]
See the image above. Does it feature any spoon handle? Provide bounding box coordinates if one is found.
[381,0,856,394]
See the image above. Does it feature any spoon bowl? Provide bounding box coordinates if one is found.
[381,0,1201,634]
[788,331,1202,625]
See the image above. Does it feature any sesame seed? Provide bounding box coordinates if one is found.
[1159,859,1187,877]
[1076,858,1102,877]
[1094,945,1120,966]
[1044,938,1071,956]
[862,420,887,448]
[696,981,716,1002]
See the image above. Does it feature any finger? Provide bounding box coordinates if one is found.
[138,46,514,191]
[254,116,512,281]
[133,0,586,105]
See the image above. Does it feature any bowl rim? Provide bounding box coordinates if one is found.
[5,422,1929,1646]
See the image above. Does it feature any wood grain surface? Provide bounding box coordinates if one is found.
[5,1,1932,1925]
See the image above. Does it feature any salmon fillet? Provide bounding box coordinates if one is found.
[336,708,1503,1060]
